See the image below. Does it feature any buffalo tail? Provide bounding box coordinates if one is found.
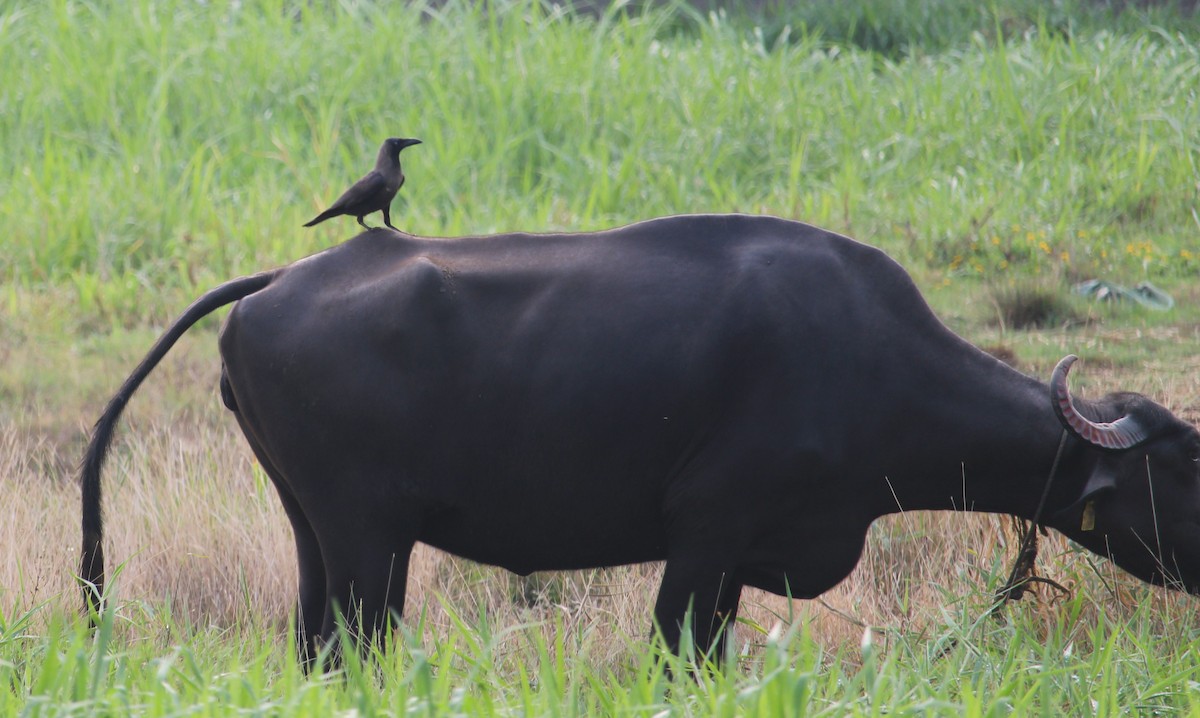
[79,271,276,622]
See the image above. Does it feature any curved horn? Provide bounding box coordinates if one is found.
[1051,355,1149,450]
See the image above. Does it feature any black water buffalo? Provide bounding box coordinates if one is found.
[81,214,1200,661]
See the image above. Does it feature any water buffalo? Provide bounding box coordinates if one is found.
[81,214,1200,661]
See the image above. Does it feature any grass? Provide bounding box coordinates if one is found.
[5,564,1200,714]
[4,0,1200,713]
[2,0,1199,316]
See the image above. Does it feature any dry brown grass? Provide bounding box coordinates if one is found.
[5,313,1200,669]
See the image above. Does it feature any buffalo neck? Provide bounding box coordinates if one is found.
[858,345,1083,522]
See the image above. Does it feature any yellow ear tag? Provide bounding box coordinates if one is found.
[1081,501,1096,531]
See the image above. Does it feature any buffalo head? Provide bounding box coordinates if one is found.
[1048,355,1200,593]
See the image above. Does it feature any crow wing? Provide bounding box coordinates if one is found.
[326,170,388,213]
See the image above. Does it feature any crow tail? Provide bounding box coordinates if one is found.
[303,209,338,227]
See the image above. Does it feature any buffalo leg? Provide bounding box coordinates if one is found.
[320,537,415,655]
[233,422,327,666]
[714,580,743,654]
[652,559,742,660]
[276,488,326,666]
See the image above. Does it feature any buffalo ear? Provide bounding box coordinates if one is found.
[1051,460,1119,522]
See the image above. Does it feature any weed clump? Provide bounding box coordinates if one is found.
[991,283,1081,330]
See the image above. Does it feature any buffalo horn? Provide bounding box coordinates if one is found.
[1051,355,1149,450]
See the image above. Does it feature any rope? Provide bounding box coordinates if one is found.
[990,430,1072,612]
[933,431,1073,660]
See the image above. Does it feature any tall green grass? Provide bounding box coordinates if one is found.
[711,0,1199,58]
[6,591,1200,715]
[1,0,1198,324]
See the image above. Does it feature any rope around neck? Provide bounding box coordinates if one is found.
[991,429,1072,611]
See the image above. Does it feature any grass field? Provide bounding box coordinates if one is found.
[4,0,1200,713]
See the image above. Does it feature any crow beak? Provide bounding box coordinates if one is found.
[399,138,422,150]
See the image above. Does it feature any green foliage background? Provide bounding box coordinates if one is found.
[2,0,1198,324]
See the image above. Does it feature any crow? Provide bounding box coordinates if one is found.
[304,137,421,231]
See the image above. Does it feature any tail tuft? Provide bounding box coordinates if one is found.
[80,530,106,620]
